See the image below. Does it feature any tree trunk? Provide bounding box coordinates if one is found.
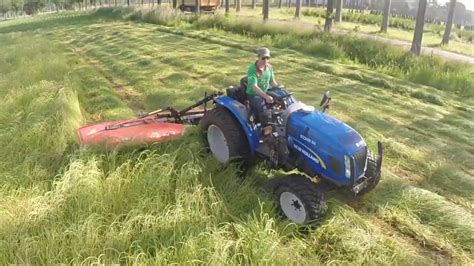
[236,0,241,12]
[278,0,282,8]
[225,0,229,14]
[410,0,427,55]
[380,0,391,32]
[295,0,301,18]
[263,0,269,22]
[324,0,334,32]
[173,0,177,8]
[441,0,456,45]
[335,0,342,22]
[252,0,256,9]
[195,0,200,12]
[127,0,130,6]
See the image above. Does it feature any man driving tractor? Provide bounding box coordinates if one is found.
[246,47,279,125]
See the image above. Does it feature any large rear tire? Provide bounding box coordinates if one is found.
[200,107,249,164]
[358,150,381,195]
[274,174,327,225]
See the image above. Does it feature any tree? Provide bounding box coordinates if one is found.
[225,0,229,14]
[380,0,391,32]
[410,0,428,55]
[236,0,240,12]
[263,0,269,22]
[295,0,301,19]
[252,0,255,9]
[195,0,200,12]
[278,0,282,9]
[23,0,44,14]
[441,0,456,45]
[324,0,334,32]
[335,0,342,22]
[453,1,465,25]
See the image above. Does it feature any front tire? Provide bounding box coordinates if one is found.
[200,107,249,164]
[274,174,327,225]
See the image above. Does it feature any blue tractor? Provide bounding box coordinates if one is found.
[199,84,383,224]
[79,79,382,225]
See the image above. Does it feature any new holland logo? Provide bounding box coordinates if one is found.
[293,140,327,169]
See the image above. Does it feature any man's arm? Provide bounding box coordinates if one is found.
[270,67,278,87]
[252,84,273,103]
[270,78,278,87]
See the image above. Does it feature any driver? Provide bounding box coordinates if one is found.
[246,47,279,124]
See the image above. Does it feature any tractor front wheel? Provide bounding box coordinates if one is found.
[274,174,327,225]
[200,107,249,164]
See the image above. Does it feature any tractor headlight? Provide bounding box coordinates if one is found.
[344,155,351,178]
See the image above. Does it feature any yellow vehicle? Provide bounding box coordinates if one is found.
[179,0,220,13]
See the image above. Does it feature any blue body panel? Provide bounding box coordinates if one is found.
[287,110,366,185]
[214,96,260,154]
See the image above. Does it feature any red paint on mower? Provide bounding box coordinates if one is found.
[77,116,187,147]
[77,92,221,147]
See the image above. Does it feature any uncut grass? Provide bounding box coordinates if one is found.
[1,13,473,264]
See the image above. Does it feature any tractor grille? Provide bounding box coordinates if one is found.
[352,147,367,177]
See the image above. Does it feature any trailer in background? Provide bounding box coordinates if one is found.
[179,0,220,13]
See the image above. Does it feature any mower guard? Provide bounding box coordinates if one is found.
[77,117,188,147]
[77,92,221,147]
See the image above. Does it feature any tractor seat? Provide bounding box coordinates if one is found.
[226,76,248,104]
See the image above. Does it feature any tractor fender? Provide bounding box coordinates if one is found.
[214,96,259,154]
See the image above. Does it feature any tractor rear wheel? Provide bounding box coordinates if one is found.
[274,174,327,225]
[358,150,381,195]
[200,107,249,164]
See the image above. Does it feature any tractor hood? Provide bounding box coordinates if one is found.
[287,110,366,156]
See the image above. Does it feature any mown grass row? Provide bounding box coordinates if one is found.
[94,7,474,97]
[1,12,473,264]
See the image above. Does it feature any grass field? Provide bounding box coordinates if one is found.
[234,7,474,57]
[0,10,473,264]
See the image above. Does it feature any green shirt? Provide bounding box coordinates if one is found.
[246,63,274,96]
